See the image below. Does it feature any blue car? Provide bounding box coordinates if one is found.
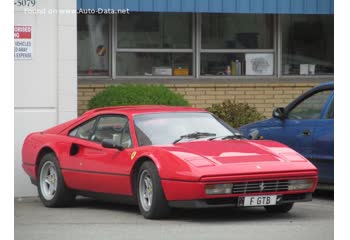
[239,82,334,186]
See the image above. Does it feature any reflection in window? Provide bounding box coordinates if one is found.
[282,15,334,75]
[92,116,132,148]
[69,118,97,140]
[202,14,274,49]
[289,90,332,120]
[117,13,192,49]
[134,112,235,146]
[78,14,109,76]
[116,52,192,76]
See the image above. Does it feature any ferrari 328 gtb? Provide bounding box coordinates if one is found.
[22,105,318,219]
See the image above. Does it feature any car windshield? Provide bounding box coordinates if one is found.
[134,112,238,146]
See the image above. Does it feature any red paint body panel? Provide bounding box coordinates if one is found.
[62,170,132,195]
[21,105,318,202]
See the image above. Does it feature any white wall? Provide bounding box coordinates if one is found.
[14,0,77,197]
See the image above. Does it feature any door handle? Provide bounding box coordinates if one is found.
[303,130,311,136]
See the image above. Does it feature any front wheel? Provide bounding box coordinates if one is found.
[136,161,171,219]
[264,203,294,213]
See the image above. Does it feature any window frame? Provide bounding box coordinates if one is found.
[198,13,277,78]
[77,14,113,79]
[112,13,196,78]
[77,13,334,80]
[279,14,334,77]
[68,114,134,148]
[285,88,334,120]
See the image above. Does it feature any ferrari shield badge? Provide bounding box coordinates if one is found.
[131,151,137,160]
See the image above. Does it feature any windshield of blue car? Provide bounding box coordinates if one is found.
[133,112,238,146]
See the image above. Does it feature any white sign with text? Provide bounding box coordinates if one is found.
[14,25,33,60]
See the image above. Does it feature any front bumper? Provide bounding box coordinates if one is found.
[161,173,318,201]
[168,192,312,208]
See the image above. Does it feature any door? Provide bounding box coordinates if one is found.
[311,95,334,183]
[64,114,134,195]
[260,88,333,160]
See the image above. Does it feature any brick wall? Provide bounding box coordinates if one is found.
[78,82,321,117]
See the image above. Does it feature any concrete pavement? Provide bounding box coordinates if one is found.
[15,193,333,240]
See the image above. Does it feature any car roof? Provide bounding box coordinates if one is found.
[83,105,206,116]
[318,81,334,88]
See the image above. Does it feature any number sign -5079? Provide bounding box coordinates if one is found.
[14,0,36,7]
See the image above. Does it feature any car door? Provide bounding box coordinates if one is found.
[311,94,334,183]
[259,88,333,160]
[64,114,134,195]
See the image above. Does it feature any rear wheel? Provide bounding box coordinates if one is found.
[264,203,294,213]
[136,161,171,219]
[37,153,75,207]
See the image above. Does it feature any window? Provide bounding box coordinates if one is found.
[69,118,97,140]
[134,112,236,146]
[116,13,193,76]
[202,14,273,49]
[288,90,333,120]
[200,14,274,76]
[281,15,334,75]
[76,13,334,79]
[117,13,192,49]
[116,52,192,76]
[92,116,132,148]
[326,99,334,119]
[68,115,132,148]
[78,14,110,76]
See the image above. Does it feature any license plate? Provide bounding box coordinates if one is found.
[242,195,277,206]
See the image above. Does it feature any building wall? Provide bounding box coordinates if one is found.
[77,0,334,14]
[14,0,77,197]
[77,81,323,117]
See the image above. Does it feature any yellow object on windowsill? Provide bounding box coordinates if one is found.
[173,68,189,76]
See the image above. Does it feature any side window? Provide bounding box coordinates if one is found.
[288,90,332,120]
[69,118,97,140]
[326,99,334,119]
[92,115,133,148]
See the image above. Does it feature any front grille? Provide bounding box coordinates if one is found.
[232,180,289,194]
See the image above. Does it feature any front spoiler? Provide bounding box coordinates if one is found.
[168,192,312,209]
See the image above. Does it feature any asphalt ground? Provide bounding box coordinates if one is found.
[14,190,333,240]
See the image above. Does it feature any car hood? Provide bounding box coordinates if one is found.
[157,140,317,180]
[239,118,274,131]
[169,140,307,164]
[238,118,279,138]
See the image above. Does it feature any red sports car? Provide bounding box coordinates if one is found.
[22,105,318,219]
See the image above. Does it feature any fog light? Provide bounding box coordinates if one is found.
[205,184,233,195]
[288,179,314,191]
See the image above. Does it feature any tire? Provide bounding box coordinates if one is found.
[136,161,171,219]
[264,203,294,213]
[37,152,75,207]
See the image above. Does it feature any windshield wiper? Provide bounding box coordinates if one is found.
[173,132,216,144]
[208,133,243,141]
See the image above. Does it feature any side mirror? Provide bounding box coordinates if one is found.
[248,129,260,140]
[101,139,124,151]
[272,107,286,120]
